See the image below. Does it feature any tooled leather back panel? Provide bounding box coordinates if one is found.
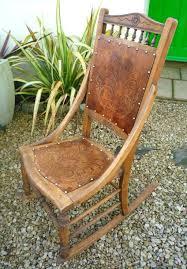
[86,34,156,134]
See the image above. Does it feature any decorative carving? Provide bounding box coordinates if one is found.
[34,139,111,193]
[87,35,155,133]
[122,14,140,26]
[104,13,164,34]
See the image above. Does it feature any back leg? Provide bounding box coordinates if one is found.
[120,140,138,215]
[21,161,31,196]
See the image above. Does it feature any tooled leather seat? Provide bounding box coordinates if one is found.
[21,137,113,195]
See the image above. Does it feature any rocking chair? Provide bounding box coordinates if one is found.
[20,9,177,261]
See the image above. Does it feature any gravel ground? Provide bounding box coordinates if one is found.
[0,100,187,269]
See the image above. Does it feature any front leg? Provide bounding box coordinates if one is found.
[21,161,31,196]
[58,211,70,261]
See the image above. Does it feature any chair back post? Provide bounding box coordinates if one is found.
[140,17,177,119]
[82,8,109,138]
[152,18,178,85]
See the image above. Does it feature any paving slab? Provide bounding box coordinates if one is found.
[173,80,187,100]
[180,67,187,80]
[158,78,172,98]
[161,66,180,80]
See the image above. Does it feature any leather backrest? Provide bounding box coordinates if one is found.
[86,34,156,134]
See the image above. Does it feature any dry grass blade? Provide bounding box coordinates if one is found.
[44,81,62,126]
[46,101,56,135]
[31,88,43,135]
[45,94,66,135]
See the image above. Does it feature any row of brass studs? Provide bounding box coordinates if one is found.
[93,65,151,74]
[85,105,139,127]
[98,37,156,57]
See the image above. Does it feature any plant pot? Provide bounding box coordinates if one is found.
[21,101,45,114]
[0,59,15,128]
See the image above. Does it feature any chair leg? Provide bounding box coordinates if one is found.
[120,138,159,216]
[21,162,31,196]
[58,211,70,261]
[38,180,157,262]
[67,180,158,260]
[120,142,138,215]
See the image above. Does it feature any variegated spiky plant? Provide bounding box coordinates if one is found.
[10,0,99,134]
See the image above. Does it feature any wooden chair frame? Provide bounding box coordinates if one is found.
[20,9,177,262]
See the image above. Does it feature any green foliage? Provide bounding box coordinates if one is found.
[10,0,99,134]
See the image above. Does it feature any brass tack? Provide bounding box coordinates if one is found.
[91,143,93,146]
[32,148,35,151]
[102,114,104,117]
[148,70,151,74]
[109,119,112,121]
[98,37,101,40]
[122,129,125,131]
[118,42,121,45]
[107,158,110,160]
[64,190,68,194]
[78,184,81,187]
[45,145,48,148]
[57,142,60,144]
[115,123,117,125]
[94,110,96,112]
[38,169,41,172]
[143,87,145,90]
[90,79,93,82]
[100,149,103,152]
[153,53,156,56]
[138,102,140,105]
[86,105,88,108]
[94,52,98,54]
[90,178,94,181]
[55,183,58,186]
[108,39,111,43]
[45,176,48,179]
[136,48,139,51]
[145,50,148,53]
[127,45,130,48]
[88,92,91,95]
[133,117,135,120]
[93,65,95,68]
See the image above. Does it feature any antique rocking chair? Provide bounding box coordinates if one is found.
[20,9,177,261]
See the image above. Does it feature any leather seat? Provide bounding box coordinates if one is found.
[20,137,113,210]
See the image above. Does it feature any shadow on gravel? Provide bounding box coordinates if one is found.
[173,145,187,168]
[114,145,157,160]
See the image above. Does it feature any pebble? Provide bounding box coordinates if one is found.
[0,101,186,268]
